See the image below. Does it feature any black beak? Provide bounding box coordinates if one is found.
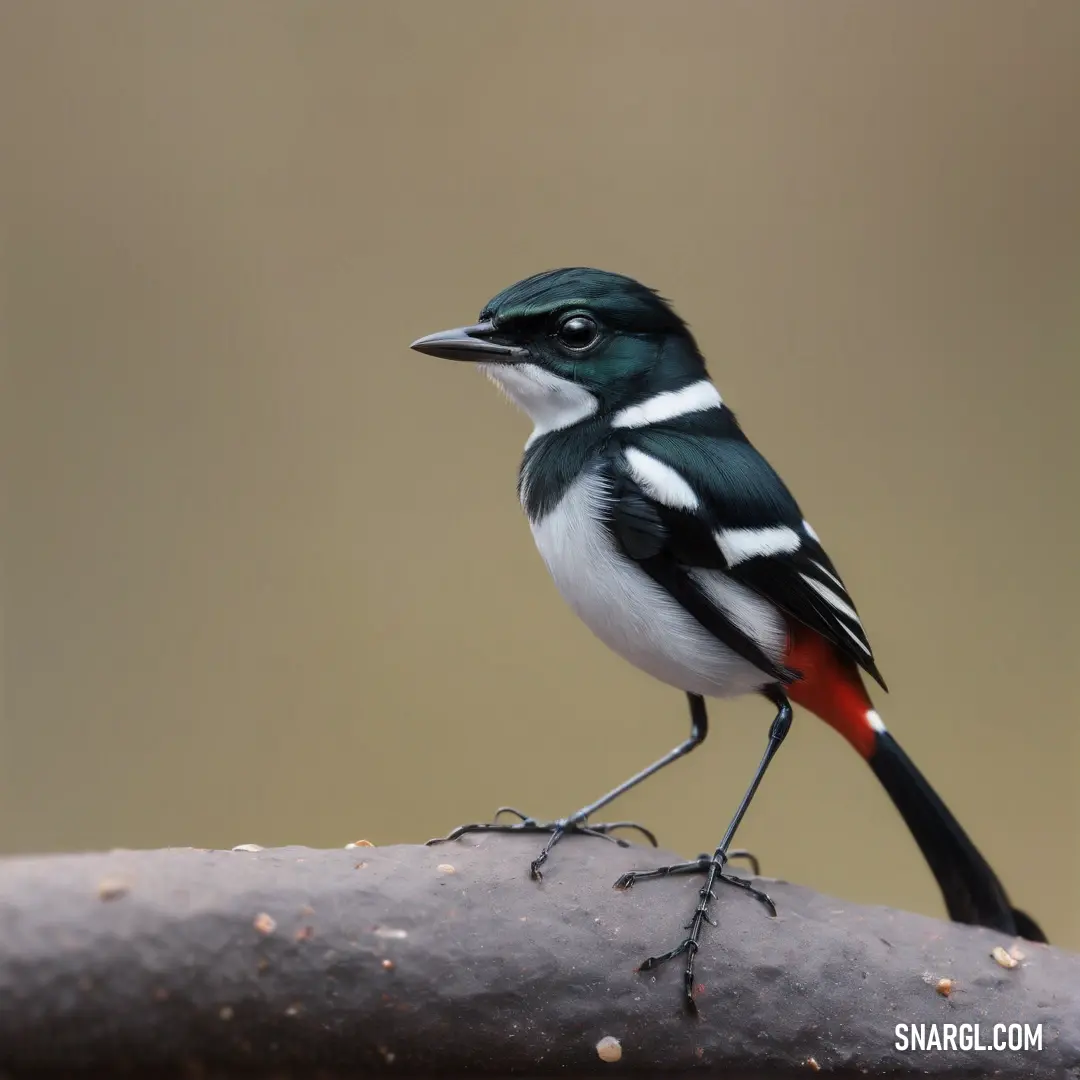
[409,321,526,363]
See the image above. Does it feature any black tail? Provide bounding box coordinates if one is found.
[869,730,1047,942]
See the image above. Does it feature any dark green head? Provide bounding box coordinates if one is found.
[410,268,710,430]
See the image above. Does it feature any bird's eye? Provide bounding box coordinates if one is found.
[556,314,600,351]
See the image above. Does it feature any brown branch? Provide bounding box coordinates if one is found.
[0,834,1075,1078]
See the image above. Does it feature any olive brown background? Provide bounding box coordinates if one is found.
[3,3,1079,949]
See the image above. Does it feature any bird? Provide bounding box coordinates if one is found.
[410,267,1046,1008]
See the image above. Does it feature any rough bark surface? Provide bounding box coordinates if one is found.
[0,835,1075,1078]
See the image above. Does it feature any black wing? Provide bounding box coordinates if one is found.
[608,420,887,691]
[610,476,798,684]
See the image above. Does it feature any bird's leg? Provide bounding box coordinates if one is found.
[428,693,762,881]
[613,687,793,1012]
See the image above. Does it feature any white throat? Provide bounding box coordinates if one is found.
[480,362,598,447]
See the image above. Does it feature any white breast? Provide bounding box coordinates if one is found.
[528,469,787,699]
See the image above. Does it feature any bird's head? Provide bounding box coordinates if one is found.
[410,268,708,432]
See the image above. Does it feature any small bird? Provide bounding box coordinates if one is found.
[411,268,1045,1007]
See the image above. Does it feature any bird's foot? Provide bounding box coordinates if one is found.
[426,806,659,881]
[613,851,776,1012]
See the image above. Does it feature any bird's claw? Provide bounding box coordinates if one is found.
[425,806,660,881]
[614,852,776,1011]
